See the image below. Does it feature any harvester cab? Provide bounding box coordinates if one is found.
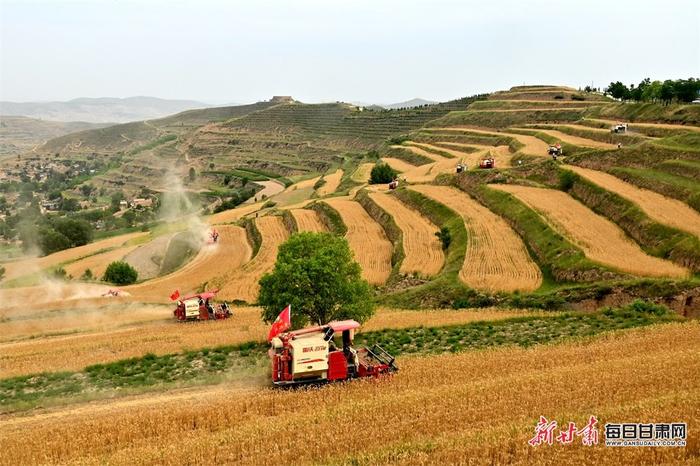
[611,123,627,133]
[548,144,563,159]
[456,161,466,173]
[478,157,495,169]
[388,178,399,190]
[270,320,397,386]
[173,289,231,322]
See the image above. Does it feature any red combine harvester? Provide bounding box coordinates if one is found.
[172,289,231,322]
[270,320,397,386]
[208,229,220,244]
[479,157,495,169]
[388,178,399,190]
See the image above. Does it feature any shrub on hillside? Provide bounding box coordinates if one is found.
[103,261,138,285]
[435,226,451,250]
[369,163,398,184]
[558,170,578,192]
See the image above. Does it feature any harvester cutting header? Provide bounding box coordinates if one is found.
[268,306,397,386]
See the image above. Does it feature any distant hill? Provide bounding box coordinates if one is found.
[0,96,212,124]
[383,98,437,109]
[0,115,109,157]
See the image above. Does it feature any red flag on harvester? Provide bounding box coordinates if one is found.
[170,290,180,301]
[267,305,291,342]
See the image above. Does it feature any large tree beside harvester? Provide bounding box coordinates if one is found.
[258,232,375,329]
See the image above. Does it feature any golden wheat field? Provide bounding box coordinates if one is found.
[410,185,542,292]
[368,191,444,276]
[566,165,700,238]
[381,156,417,173]
[323,198,392,285]
[351,162,375,183]
[1,322,696,465]
[0,307,541,377]
[491,184,689,278]
[430,126,550,156]
[290,208,327,232]
[62,243,141,279]
[317,168,343,196]
[218,216,289,302]
[392,143,449,162]
[126,225,253,301]
[0,231,147,283]
[513,127,616,149]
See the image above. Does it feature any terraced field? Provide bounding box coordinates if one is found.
[393,144,449,162]
[125,225,252,301]
[218,216,289,302]
[351,163,374,183]
[3,323,695,465]
[491,184,689,278]
[410,185,542,292]
[380,157,417,173]
[63,243,141,279]
[0,231,147,283]
[316,168,343,196]
[290,209,327,232]
[368,192,444,276]
[430,127,550,156]
[567,165,700,238]
[516,127,616,149]
[323,198,392,285]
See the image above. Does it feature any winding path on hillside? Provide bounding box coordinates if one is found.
[217,216,289,303]
[323,198,392,285]
[566,165,700,238]
[290,209,327,232]
[409,185,542,292]
[244,179,285,204]
[490,184,688,278]
[368,192,444,277]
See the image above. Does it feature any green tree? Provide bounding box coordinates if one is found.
[659,80,676,105]
[369,163,398,184]
[188,167,196,182]
[606,81,630,100]
[60,197,80,212]
[103,261,138,285]
[258,232,374,328]
[53,218,93,247]
[110,191,125,211]
[38,228,71,255]
[0,265,5,281]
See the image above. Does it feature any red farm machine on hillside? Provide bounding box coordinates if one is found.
[269,318,397,386]
[171,289,232,322]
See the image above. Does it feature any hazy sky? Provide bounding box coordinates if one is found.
[1,0,698,104]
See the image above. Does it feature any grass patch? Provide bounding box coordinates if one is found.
[310,201,347,235]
